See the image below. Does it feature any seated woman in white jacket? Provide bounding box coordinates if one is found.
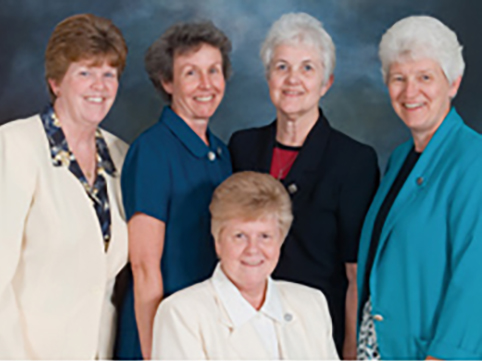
[151,171,339,360]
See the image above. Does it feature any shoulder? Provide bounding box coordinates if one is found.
[135,120,172,146]
[159,279,216,315]
[229,122,274,148]
[274,281,333,326]
[0,114,43,140]
[123,122,172,168]
[328,127,377,162]
[275,280,328,308]
[441,125,482,192]
[451,122,482,159]
[0,115,47,155]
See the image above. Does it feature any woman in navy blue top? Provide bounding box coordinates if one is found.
[115,21,232,359]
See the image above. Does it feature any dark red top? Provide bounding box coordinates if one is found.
[270,142,301,180]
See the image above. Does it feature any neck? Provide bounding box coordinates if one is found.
[184,117,209,145]
[53,104,97,150]
[170,106,210,145]
[412,132,433,153]
[276,107,319,147]
[240,282,267,311]
[411,106,450,152]
[54,103,98,186]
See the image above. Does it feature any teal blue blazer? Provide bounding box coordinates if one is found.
[357,108,482,359]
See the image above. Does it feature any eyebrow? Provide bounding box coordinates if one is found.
[272,58,317,64]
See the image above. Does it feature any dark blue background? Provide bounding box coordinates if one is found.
[1,0,481,168]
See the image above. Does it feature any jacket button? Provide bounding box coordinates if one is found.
[207,151,216,161]
[373,314,384,321]
[284,313,293,322]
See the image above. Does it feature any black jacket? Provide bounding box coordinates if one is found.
[228,110,380,352]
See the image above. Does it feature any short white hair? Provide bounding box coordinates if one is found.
[379,15,465,84]
[260,12,336,84]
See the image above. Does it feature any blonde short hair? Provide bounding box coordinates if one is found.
[210,171,293,241]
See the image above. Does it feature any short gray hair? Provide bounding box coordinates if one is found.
[260,12,336,84]
[379,15,464,84]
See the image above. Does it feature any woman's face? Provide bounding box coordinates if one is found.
[215,216,282,297]
[387,57,461,137]
[49,59,119,127]
[162,43,225,124]
[268,42,332,120]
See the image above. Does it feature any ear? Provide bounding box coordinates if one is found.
[320,74,334,98]
[161,79,173,95]
[48,78,60,97]
[449,75,462,99]
[213,237,222,259]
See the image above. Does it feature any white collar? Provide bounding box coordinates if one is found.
[212,263,284,328]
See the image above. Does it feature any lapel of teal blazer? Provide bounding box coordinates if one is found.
[357,108,464,312]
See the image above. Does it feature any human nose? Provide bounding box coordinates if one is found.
[245,237,260,254]
[286,68,300,84]
[403,78,419,98]
[91,74,107,90]
[199,71,212,89]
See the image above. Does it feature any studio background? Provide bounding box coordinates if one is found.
[1,0,481,169]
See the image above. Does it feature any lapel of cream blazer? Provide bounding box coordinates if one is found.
[101,130,128,280]
[212,281,309,360]
[215,296,271,359]
[275,306,313,359]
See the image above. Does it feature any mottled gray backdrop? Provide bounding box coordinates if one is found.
[1,0,481,168]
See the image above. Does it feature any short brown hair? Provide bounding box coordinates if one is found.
[210,172,293,242]
[45,13,128,101]
[145,20,232,102]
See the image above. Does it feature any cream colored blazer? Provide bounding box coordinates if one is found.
[152,277,339,360]
[0,115,128,359]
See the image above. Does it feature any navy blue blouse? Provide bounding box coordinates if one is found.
[115,106,231,359]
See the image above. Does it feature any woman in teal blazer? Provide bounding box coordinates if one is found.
[357,16,482,360]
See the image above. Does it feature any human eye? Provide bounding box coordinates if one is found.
[104,70,117,78]
[420,73,432,82]
[389,74,404,83]
[260,233,273,242]
[275,62,287,71]
[183,67,195,77]
[234,232,246,240]
[209,66,220,74]
[79,69,90,77]
[303,63,314,71]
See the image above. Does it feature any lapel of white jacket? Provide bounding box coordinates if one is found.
[216,304,272,359]
[276,303,313,359]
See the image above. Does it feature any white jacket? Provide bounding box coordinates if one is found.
[152,275,339,360]
[0,115,128,359]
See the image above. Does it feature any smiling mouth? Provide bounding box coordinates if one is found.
[282,90,303,96]
[241,260,264,267]
[85,96,105,104]
[403,102,424,109]
[194,95,214,102]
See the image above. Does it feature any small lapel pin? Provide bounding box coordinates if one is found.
[287,183,298,194]
[284,313,293,322]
